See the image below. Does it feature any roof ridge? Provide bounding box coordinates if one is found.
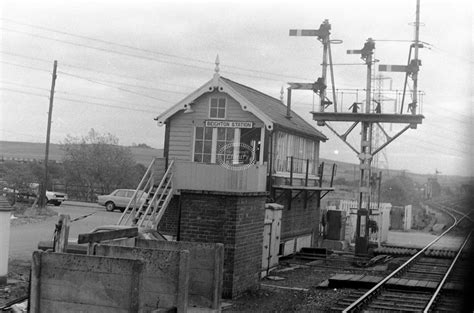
[221,76,284,104]
[221,76,327,140]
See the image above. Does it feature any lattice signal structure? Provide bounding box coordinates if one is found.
[287,0,424,255]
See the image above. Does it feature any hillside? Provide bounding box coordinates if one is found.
[0,141,163,166]
[319,157,471,191]
[1,141,469,189]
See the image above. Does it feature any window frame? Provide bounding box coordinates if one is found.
[273,131,319,176]
[209,97,227,120]
[193,126,235,164]
[193,126,214,163]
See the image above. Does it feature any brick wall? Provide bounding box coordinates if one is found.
[274,189,321,245]
[178,190,266,299]
[157,196,179,237]
[157,189,320,296]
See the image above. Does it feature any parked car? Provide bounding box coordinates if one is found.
[45,190,68,206]
[2,186,67,206]
[97,189,147,212]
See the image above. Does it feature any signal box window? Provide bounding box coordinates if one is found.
[209,98,226,119]
[194,127,213,163]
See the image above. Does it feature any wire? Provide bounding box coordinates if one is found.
[55,96,158,113]
[1,80,163,110]
[1,18,211,63]
[396,135,470,155]
[1,62,173,102]
[0,81,51,92]
[75,77,188,95]
[2,28,291,84]
[56,90,159,109]
[0,50,195,89]
[0,87,49,98]
[0,60,51,73]
[58,71,175,103]
[0,87,159,113]
[1,27,214,71]
[425,44,473,64]
[373,39,415,42]
[1,18,319,81]
[1,24,320,83]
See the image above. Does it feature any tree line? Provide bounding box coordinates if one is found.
[1,129,147,202]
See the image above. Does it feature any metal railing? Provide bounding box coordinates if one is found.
[117,157,158,226]
[138,160,175,228]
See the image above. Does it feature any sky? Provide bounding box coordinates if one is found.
[1,0,472,176]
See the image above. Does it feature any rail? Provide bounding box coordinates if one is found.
[342,202,464,312]
[423,230,472,312]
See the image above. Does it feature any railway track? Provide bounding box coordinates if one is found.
[331,199,473,312]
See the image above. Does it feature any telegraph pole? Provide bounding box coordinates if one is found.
[39,60,58,208]
[412,0,421,114]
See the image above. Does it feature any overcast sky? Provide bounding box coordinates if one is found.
[1,0,472,176]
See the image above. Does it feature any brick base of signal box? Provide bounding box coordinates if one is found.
[159,190,267,299]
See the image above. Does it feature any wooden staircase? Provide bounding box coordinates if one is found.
[117,158,174,229]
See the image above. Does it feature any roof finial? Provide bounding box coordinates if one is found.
[215,54,220,75]
[280,86,284,102]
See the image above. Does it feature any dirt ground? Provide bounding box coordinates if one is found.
[0,203,399,312]
[0,260,30,310]
[9,203,56,227]
[225,256,392,312]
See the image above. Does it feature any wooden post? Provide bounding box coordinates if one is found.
[289,156,294,186]
[304,159,309,187]
[288,156,294,210]
[268,131,275,200]
[39,60,58,208]
[330,163,337,187]
[304,159,310,209]
[29,251,42,313]
[319,162,325,187]
[54,214,70,253]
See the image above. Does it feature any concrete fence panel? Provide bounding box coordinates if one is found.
[29,251,143,313]
[93,244,190,313]
[134,239,224,310]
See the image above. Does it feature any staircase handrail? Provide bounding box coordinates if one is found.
[137,160,174,227]
[117,157,156,225]
[122,174,154,226]
[150,174,174,228]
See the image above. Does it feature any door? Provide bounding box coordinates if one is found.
[115,189,129,207]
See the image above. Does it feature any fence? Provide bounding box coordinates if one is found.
[328,200,392,245]
[274,156,318,176]
[51,183,122,202]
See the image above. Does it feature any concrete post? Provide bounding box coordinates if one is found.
[0,196,12,286]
